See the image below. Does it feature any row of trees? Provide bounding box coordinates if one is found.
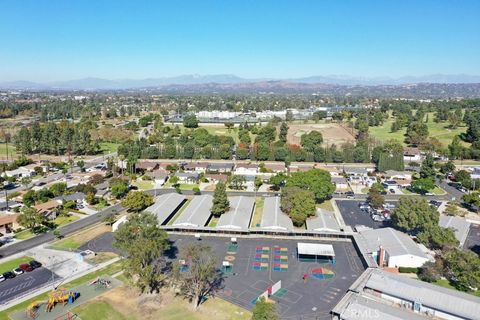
[15,122,99,155]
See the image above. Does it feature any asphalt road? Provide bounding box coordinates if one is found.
[0,267,56,304]
[464,224,480,255]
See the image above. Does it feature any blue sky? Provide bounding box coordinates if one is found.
[1,0,479,82]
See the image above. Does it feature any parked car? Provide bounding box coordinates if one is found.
[389,188,395,193]
[372,215,385,222]
[13,268,24,276]
[0,274,5,282]
[429,200,442,207]
[3,271,15,279]
[19,263,33,272]
[345,191,354,199]
[29,260,42,269]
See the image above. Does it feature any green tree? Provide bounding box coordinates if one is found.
[110,178,129,199]
[173,244,223,310]
[444,202,460,216]
[211,182,229,216]
[183,114,199,128]
[254,176,263,191]
[285,169,334,203]
[49,182,67,197]
[443,248,480,292]
[229,175,246,190]
[269,173,286,191]
[420,154,436,179]
[417,225,459,249]
[280,187,316,227]
[439,161,456,174]
[411,178,435,194]
[392,197,439,233]
[22,189,36,206]
[113,212,170,294]
[121,191,154,212]
[279,122,289,143]
[251,297,278,320]
[77,160,85,172]
[300,131,323,152]
[367,188,385,209]
[17,207,46,230]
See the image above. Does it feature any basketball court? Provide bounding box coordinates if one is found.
[168,235,365,319]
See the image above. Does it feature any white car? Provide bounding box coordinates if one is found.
[13,268,24,276]
[0,275,5,282]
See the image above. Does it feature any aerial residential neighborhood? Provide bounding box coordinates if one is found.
[0,1,479,320]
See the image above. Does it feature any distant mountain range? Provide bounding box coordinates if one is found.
[1,74,480,90]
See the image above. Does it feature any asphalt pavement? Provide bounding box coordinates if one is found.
[0,267,56,304]
[336,200,392,230]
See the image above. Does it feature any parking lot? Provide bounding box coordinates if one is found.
[464,224,480,255]
[336,200,392,230]
[0,267,55,304]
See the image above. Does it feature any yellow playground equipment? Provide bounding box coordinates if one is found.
[45,288,80,312]
[26,288,80,318]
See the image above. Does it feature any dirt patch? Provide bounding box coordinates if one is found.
[287,123,356,146]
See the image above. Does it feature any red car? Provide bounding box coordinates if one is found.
[19,263,33,272]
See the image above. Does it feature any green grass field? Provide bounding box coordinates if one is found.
[0,256,33,274]
[369,112,467,147]
[53,215,80,226]
[74,300,128,320]
[0,144,17,157]
[131,179,154,190]
[433,279,480,298]
[250,197,264,228]
[99,142,121,154]
[14,230,35,240]
[317,200,334,211]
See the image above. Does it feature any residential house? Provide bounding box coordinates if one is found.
[384,170,412,181]
[53,192,86,206]
[343,167,369,177]
[205,174,229,184]
[263,163,286,173]
[145,170,169,187]
[136,161,159,172]
[4,167,35,178]
[317,165,342,177]
[404,147,422,163]
[0,214,19,234]
[332,177,349,190]
[0,201,21,212]
[34,200,60,220]
[175,172,200,184]
[234,163,258,176]
[289,164,313,172]
[184,162,209,173]
[207,163,234,173]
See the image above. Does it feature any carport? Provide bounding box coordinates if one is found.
[216,196,255,230]
[297,243,336,264]
[145,193,186,225]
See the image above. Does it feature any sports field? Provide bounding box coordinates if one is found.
[287,123,356,146]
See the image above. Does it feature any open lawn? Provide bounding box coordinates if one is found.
[14,230,35,240]
[164,183,199,191]
[250,197,264,228]
[53,214,80,227]
[0,144,17,158]
[131,179,154,190]
[369,112,468,147]
[51,223,111,250]
[0,256,33,274]
[317,199,334,211]
[72,286,250,320]
[207,216,218,227]
[99,142,121,154]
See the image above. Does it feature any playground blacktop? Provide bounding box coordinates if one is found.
[169,235,365,320]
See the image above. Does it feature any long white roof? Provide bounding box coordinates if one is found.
[260,197,293,231]
[297,243,335,257]
[173,195,213,227]
[144,193,186,225]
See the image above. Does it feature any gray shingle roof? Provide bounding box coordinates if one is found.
[306,208,341,232]
[144,193,186,225]
[260,197,293,231]
[173,195,213,227]
[53,192,86,202]
[216,196,255,230]
[361,269,480,320]
[439,214,471,247]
